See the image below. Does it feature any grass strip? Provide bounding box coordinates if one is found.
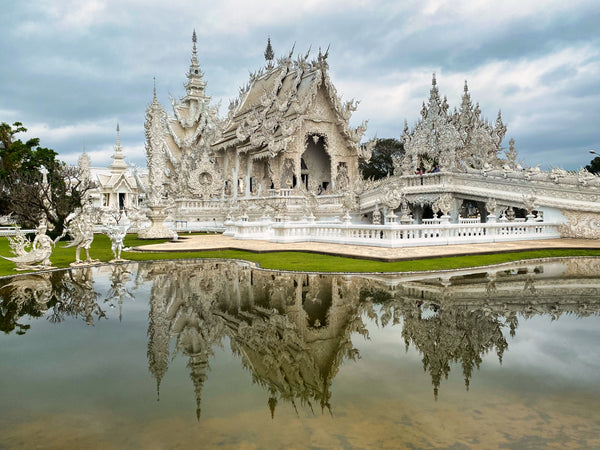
[1,234,599,276]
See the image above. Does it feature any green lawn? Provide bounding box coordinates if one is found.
[1,233,599,277]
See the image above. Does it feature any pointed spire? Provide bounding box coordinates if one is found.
[264,37,274,63]
[189,29,201,76]
[184,29,206,99]
[110,122,128,174]
[153,76,157,101]
[78,144,91,180]
[428,73,441,108]
[264,37,275,69]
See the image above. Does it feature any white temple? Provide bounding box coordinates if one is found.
[139,33,600,244]
[79,124,148,213]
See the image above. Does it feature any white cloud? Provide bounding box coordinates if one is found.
[403,0,597,35]
[41,0,110,31]
[2,0,598,170]
[333,42,599,167]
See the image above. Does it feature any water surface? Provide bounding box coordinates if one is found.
[1,258,599,448]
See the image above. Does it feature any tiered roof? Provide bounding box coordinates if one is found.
[213,45,369,159]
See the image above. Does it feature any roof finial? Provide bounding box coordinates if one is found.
[153,76,157,100]
[192,29,197,57]
[116,123,120,147]
[432,73,437,86]
[264,37,274,67]
[464,80,468,93]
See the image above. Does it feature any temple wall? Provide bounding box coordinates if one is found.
[559,210,600,239]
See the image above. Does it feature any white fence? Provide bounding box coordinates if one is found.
[224,219,561,248]
[0,227,35,236]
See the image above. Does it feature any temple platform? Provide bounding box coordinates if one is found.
[130,235,600,263]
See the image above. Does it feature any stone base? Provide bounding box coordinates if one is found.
[137,208,176,240]
[109,258,129,263]
[70,260,101,267]
[138,224,176,239]
[14,264,55,272]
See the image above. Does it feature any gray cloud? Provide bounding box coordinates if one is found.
[1,0,598,170]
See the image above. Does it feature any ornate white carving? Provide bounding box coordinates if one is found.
[145,92,169,206]
[58,204,99,265]
[401,76,509,174]
[559,211,600,239]
[432,193,453,216]
[1,222,55,271]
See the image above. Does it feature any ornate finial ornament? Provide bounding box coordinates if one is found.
[191,30,198,66]
[264,37,274,68]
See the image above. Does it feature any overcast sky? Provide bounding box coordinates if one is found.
[2,0,599,170]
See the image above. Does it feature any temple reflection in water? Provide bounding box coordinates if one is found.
[1,257,599,418]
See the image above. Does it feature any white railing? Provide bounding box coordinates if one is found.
[0,226,35,236]
[458,217,481,224]
[223,219,561,248]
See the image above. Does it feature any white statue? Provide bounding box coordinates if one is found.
[1,221,55,271]
[106,224,130,261]
[57,204,99,265]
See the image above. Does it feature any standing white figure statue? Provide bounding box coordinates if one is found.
[106,224,130,261]
[1,221,55,271]
[57,204,98,265]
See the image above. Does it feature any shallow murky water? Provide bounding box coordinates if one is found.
[1,258,599,449]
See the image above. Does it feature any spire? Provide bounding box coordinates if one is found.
[110,122,128,174]
[78,145,91,180]
[264,37,274,68]
[188,29,201,77]
[153,76,157,101]
[427,73,441,112]
[184,29,206,99]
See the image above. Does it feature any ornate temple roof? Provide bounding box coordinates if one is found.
[212,43,369,159]
[401,75,507,174]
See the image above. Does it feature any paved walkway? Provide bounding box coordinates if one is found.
[131,235,600,262]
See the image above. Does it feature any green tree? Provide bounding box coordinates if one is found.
[0,122,93,235]
[359,138,404,180]
[585,156,600,175]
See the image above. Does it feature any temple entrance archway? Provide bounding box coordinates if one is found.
[302,134,331,193]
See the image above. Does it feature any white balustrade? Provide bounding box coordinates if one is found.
[458,217,481,224]
[226,219,561,247]
[0,226,35,236]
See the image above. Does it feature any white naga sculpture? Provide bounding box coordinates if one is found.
[57,204,99,265]
[1,221,55,271]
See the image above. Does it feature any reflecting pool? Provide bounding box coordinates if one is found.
[1,258,599,448]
